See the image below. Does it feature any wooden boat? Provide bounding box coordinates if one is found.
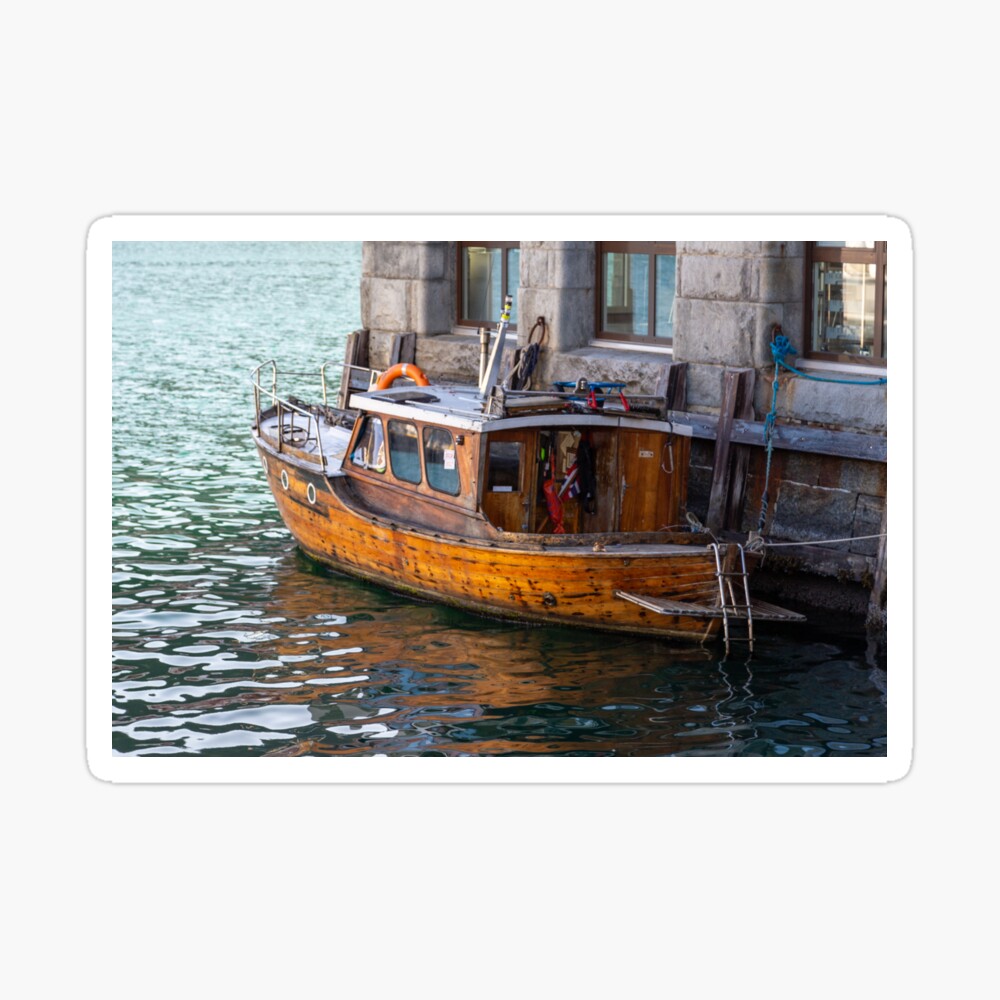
[250,299,803,649]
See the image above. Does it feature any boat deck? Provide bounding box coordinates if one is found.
[255,406,355,476]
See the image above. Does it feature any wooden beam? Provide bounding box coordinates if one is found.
[666,411,887,463]
[706,368,755,533]
[388,332,416,367]
[345,329,369,367]
[338,330,370,408]
[731,419,887,462]
[654,362,688,418]
[868,504,888,624]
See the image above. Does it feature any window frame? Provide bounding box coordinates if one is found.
[804,242,887,366]
[422,426,462,496]
[456,242,520,332]
[386,418,423,485]
[347,415,387,474]
[596,241,677,346]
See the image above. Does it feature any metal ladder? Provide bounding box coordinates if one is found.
[710,542,755,655]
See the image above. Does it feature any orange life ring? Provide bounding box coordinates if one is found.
[375,363,430,390]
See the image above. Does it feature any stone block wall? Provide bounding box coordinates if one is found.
[518,241,596,354]
[674,242,806,413]
[361,241,454,367]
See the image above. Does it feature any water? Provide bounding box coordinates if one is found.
[110,241,887,758]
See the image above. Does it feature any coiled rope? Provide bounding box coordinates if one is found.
[770,330,887,386]
[506,316,547,390]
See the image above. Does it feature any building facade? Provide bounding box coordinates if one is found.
[358,241,888,619]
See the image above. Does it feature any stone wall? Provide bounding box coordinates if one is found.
[360,241,454,367]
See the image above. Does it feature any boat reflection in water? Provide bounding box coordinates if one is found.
[239,556,881,758]
[112,550,884,758]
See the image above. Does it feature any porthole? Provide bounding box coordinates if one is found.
[307,482,317,504]
[261,455,268,474]
[280,470,289,490]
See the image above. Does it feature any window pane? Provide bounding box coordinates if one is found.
[811,260,878,357]
[816,241,875,248]
[603,252,649,335]
[487,441,522,492]
[463,246,502,323]
[349,416,385,473]
[387,420,421,483]
[506,248,520,326]
[882,258,887,360]
[423,427,460,495]
[654,255,676,339]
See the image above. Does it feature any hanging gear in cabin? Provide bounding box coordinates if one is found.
[561,462,580,500]
[542,466,565,533]
[577,436,597,514]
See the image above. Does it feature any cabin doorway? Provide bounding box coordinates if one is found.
[480,424,688,536]
[481,431,531,532]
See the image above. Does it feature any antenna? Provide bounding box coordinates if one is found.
[478,294,512,398]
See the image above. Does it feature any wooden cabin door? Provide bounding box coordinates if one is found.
[619,429,671,532]
[481,431,534,533]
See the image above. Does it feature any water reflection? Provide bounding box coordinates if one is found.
[112,550,886,758]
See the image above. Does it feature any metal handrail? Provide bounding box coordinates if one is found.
[250,360,334,470]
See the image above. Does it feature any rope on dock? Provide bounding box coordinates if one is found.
[756,532,886,548]
[756,329,887,534]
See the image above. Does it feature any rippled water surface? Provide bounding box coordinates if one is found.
[111,241,887,758]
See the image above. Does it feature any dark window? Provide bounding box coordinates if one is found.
[458,242,520,329]
[598,241,676,345]
[387,420,422,484]
[806,242,887,364]
[349,416,386,473]
[423,427,461,495]
[486,440,522,492]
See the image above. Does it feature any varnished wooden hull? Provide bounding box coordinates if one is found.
[257,444,738,642]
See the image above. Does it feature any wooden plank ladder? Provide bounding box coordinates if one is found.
[710,542,755,655]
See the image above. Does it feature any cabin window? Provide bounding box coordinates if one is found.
[349,416,386,473]
[806,242,887,364]
[486,440,522,492]
[423,427,461,495]
[457,242,520,330]
[597,242,676,345]
[387,419,422,484]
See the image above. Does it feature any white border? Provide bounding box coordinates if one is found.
[90,215,913,784]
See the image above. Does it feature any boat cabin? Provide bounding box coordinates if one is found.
[342,384,691,540]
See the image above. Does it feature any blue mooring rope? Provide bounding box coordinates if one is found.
[757,332,886,533]
[770,334,887,386]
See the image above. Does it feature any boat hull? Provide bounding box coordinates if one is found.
[257,445,735,642]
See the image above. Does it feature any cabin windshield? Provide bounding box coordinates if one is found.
[349,416,386,473]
